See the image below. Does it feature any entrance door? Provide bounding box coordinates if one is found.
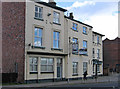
[57,58,62,79]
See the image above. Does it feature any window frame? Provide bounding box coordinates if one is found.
[35,5,43,19]
[72,38,79,54]
[83,26,87,34]
[53,31,60,49]
[41,58,54,72]
[34,27,43,47]
[73,62,78,75]
[97,36,100,44]
[83,40,87,49]
[72,23,78,31]
[29,57,38,73]
[97,49,100,59]
[53,11,60,24]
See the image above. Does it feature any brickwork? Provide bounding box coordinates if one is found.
[103,37,120,73]
[2,2,25,82]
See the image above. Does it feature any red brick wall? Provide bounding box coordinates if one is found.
[103,38,120,72]
[2,2,25,82]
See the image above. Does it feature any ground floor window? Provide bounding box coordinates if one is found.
[83,62,88,73]
[41,58,53,72]
[73,62,78,75]
[29,57,38,72]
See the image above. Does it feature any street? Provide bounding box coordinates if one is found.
[2,73,120,89]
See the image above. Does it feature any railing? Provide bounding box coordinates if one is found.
[79,48,88,55]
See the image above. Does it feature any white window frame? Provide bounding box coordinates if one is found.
[97,36,100,44]
[41,58,54,72]
[97,49,100,58]
[83,27,87,34]
[83,40,87,49]
[73,62,78,75]
[29,57,38,72]
[53,31,60,48]
[72,23,78,31]
[35,5,43,19]
[53,11,60,24]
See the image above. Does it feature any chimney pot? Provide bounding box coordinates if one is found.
[69,12,74,19]
[49,0,56,6]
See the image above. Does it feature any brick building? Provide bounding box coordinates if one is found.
[103,37,120,74]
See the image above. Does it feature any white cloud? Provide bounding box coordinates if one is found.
[84,13,118,40]
[65,1,95,10]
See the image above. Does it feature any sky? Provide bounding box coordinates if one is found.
[41,0,119,40]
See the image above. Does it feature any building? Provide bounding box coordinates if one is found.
[103,37,120,74]
[1,0,104,83]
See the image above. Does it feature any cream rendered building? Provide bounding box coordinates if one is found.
[24,0,104,83]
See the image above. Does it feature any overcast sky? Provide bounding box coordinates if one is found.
[42,0,119,40]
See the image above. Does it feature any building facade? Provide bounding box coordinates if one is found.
[1,0,104,83]
[103,37,120,74]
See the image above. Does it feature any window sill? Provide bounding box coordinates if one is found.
[30,72,38,74]
[72,29,78,32]
[53,22,61,25]
[72,74,78,76]
[83,32,88,35]
[72,52,78,55]
[34,17,44,21]
[41,72,54,74]
[32,46,45,49]
[79,54,88,56]
[51,48,63,51]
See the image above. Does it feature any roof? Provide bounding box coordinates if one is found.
[93,31,105,36]
[36,1,67,12]
[64,16,93,28]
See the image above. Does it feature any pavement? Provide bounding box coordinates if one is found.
[1,73,120,88]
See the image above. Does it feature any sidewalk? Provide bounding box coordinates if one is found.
[2,73,120,88]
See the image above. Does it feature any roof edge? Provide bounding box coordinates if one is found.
[93,31,105,37]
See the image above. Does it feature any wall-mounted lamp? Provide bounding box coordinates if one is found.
[48,12,51,16]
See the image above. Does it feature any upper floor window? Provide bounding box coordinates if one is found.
[83,40,87,49]
[97,36,100,44]
[35,6,43,19]
[29,57,38,72]
[72,38,78,54]
[41,58,53,72]
[83,27,87,34]
[97,49,100,58]
[72,23,78,31]
[73,62,78,75]
[83,62,88,73]
[53,11,60,24]
[34,27,42,47]
[53,31,60,48]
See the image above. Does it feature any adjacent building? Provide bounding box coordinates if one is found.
[1,0,104,83]
[103,37,120,74]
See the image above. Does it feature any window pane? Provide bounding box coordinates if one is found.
[41,58,47,65]
[47,65,53,71]
[33,58,37,64]
[37,38,42,46]
[38,28,42,37]
[35,6,38,12]
[41,65,47,71]
[30,65,33,71]
[48,59,53,65]
[34,28,38,36]
[33,65,37,71]
[34,37,38,46]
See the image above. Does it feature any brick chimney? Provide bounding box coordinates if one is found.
[69,12,74,19]
[48,0,56,6]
